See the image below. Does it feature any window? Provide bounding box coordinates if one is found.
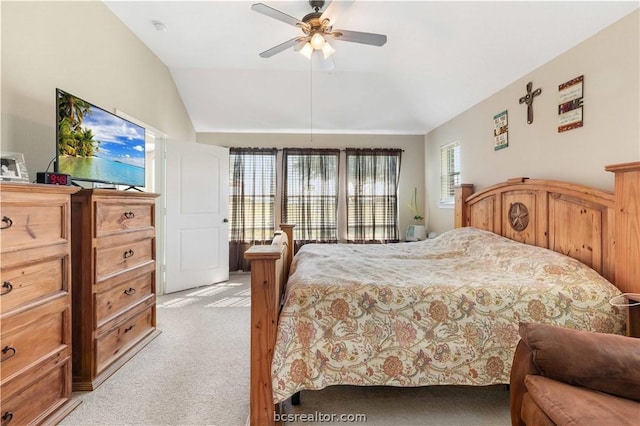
[282,148,340,245]
[229,148,277,271]
[440,141,460,205]
[229,148,277,241]
[346,148,401,242]
[230,146,406,254]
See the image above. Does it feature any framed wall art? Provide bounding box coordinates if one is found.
[493,110,509,151]
[0,152,30,182]
[558,75,584,132]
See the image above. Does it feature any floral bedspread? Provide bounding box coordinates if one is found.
[271,227,626,403]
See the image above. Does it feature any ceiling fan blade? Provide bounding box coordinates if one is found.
[329,29,387,46]
[259,37,306,58]
[251,3,309,30]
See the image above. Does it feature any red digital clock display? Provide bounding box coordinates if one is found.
[48,173,68,185]
[37,172,71,186]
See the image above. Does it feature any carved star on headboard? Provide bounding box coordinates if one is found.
[509,202,529,232]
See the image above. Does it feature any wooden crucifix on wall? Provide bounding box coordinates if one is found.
[519,81,542,124]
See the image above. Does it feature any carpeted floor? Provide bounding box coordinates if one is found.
[60,273,511,426]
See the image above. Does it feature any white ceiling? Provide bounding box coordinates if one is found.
[104,1,639,135]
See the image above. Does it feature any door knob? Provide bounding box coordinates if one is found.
[223,218,228,223]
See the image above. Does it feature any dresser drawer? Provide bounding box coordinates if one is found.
[95,238,154,281]
[0,203,66,253]
[0,300,68,383]
[0,257,66,314]
[1,360,69,426]
[95,201,153,237]
[95,273,153,327]
[95,305,154,374]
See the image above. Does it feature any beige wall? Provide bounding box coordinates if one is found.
[425,10,640,235]
[1,1,195,178]
[197,132,425,239]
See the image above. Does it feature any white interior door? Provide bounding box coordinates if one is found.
[165,141,229,293]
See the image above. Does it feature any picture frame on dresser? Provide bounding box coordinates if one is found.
[0,152,29,182]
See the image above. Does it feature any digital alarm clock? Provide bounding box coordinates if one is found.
[36,172,71,186]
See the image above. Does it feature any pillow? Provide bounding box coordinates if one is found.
[518,322,640,401]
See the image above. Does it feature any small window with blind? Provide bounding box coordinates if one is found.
[440,141,460,206]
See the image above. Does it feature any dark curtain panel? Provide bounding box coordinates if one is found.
[346,148,402,243]
[282,148,340,251]
[229,147,277,271]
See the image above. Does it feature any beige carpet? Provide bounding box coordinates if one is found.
[61,273,511,426]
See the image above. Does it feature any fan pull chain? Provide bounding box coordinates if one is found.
[309,56,313,144]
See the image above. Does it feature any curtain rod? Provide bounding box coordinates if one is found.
[276,148,405,152]
[229,147,405,153]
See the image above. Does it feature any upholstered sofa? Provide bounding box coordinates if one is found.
[510,322,640,426]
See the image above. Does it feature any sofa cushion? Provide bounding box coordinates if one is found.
[520,392,555,426]
[525,375,640,426]
[519,322,640,401]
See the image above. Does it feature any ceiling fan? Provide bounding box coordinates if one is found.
[251,0,387,66]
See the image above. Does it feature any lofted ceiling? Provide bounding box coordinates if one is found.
[103,1,639,135]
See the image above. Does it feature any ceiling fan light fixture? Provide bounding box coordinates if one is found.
[252,1,387,61]
[299,42,314,59]
[310,32,326,50]
[321,41,335,59]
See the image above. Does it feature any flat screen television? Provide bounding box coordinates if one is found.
[55,88,145,188]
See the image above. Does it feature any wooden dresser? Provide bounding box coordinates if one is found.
[0,183,81,425]
[71,189,160,390]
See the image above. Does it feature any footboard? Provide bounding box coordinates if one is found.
[244,224,294,426]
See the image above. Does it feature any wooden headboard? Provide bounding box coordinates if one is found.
[454,162,639,296]
[455,178,615,281]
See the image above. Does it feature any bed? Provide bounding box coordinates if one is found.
[245,162,640,426]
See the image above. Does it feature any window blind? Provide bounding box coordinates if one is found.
[440,141,460,204]
[229,147,277,242]
[282,148,340,244]
[346,148,401,243]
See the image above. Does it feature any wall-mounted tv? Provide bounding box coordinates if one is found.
[55,88,145,188]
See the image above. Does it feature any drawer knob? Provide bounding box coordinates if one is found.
[124,287,137,295]
[0,216,12,230]
[2,411,13,423]
[123,249,135,259]
[1,346,17,362]
[123,211,135,219]
[1,281,12,295]
[124,324,135,333]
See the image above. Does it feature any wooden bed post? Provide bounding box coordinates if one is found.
[279,224,295,272]
[454,184,474,228]
[244,226,294,426]
[245,246,282,426]
[606,161,640,337]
